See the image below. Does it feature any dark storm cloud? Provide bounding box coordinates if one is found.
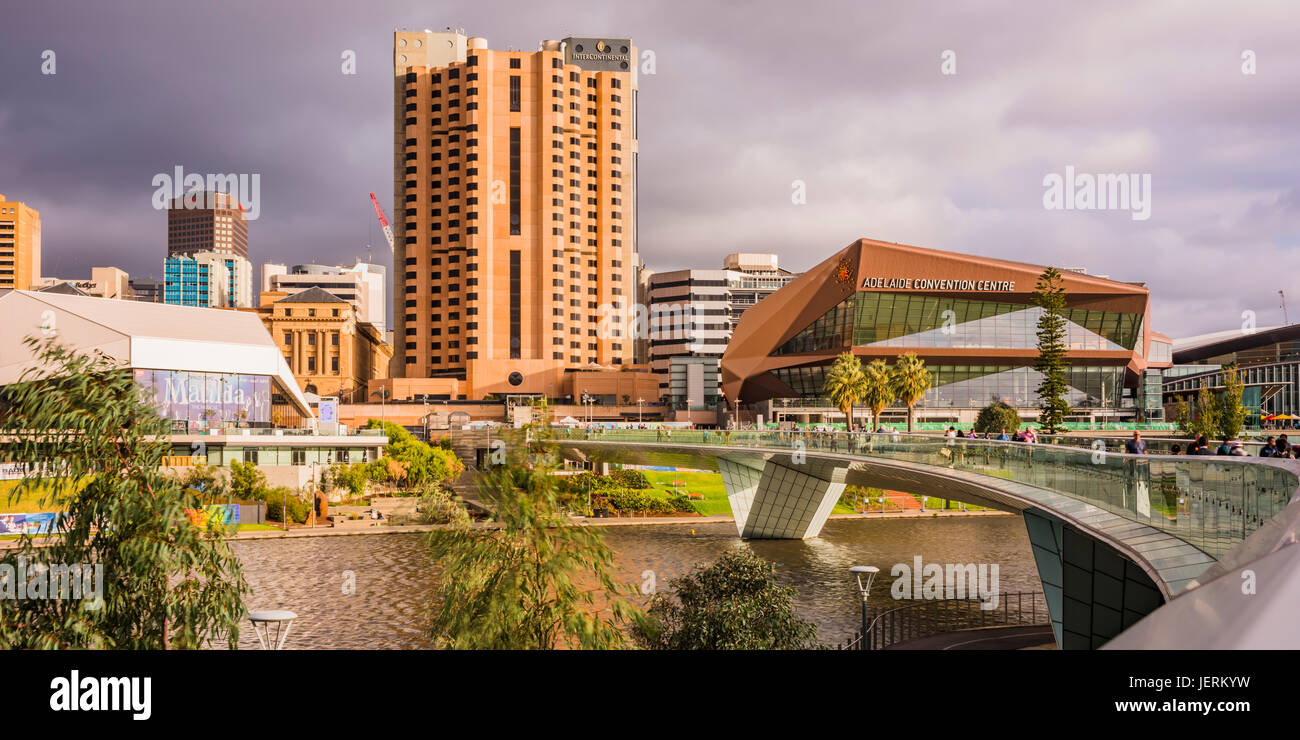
[2,0,1298,338]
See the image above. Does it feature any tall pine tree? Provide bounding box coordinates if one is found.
[1032,267,1071,434]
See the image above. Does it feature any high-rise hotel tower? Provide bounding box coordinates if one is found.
[392,29,638,395]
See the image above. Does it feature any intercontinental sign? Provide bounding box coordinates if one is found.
[861,277,1017,291]
[563,37,633,71]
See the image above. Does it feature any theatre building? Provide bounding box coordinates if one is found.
[720,238,1173,427]
[0,290,386,488]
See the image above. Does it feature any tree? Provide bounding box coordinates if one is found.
[632,549,820,650]
[891,353,933,433]
[1217,364,1247,440]
[1031,267,1071,434]
[426,465,637,649]
[227,460,268,501]
[861,358,896,431]
[973,401,1023,435]
[1191,382,1221,440]
[822,352,866,430]
[364,419,464,488]
[1174,397,1192,436]
[0,336,248,649]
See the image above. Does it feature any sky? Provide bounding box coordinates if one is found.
[2,0,1298,339]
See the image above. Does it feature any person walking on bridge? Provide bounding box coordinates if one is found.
[1125,431,1147,455]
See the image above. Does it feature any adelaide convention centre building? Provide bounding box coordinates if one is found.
[719,238,1174,428]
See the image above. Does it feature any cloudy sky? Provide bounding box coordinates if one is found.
[2,0,1297,338]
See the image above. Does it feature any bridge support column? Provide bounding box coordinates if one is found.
[718,458,846,539]
[1023,509,1165,649]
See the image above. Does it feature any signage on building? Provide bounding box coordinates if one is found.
[860,277,1017,292]
[563,37,633,71]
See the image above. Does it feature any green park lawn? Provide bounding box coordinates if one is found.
[638,470,856,517]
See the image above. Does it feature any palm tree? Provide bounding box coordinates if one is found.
[822,352,867,431]
[891,353,933,433]
[862,358,896,431]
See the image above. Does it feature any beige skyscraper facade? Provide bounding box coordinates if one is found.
[392,29,639,398]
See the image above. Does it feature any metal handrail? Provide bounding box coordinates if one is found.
[838,591,1051,650]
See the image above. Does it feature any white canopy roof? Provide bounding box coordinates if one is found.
[0,290,313,418]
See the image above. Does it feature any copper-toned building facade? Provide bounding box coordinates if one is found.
[392,29,638,396]
[721,239,1173,425]
[167,191,248,259]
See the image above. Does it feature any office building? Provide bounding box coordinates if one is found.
[391,29,639,398]
[648,253,798,413]
[167,191,249,259]
[164,251,251,308]
[721,238,1172,427]
[261,261,387,333]
[0,194,41,292]
[129,277,164,303]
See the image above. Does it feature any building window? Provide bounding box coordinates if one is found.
[509,127,521,235]
[510,250,521,359]
[331,356,339,373]
[509,75,521,112]
[307,357,316,372]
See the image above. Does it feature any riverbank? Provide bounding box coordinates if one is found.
[0,507,1013,549]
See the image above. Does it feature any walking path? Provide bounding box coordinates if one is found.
[885,624,1057,650]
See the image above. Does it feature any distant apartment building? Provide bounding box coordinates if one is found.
[648,253,798,409]
[37,266,132,299]
[391,29,639,398]
[164,252,251,308]
[0,194,41,291]
[261,261,387,334]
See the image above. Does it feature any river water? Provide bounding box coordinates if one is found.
[228,515,1041,649]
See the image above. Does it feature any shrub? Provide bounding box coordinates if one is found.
[598,488,675,515]
[264,488,311,524]
[973,401,1022,435]
[667,494,698,513]
[610,469,650,489]
[418,484,471,527]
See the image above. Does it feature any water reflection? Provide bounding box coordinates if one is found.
[228,516,1040,649]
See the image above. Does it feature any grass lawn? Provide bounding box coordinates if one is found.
[638,470,856,516]
[236,522,282,532]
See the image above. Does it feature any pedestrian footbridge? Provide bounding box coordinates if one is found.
[553,429,1300,649]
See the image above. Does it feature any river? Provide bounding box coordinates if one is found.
[227,515,1041,649]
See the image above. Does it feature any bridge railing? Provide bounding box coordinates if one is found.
[553,428,1300,558]
[837,591,1051,650]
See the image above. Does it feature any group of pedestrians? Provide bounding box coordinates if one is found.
[943,426,1038,443]
[1259,435,1300,459]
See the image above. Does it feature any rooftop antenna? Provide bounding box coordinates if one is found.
[1282,290,1290,325]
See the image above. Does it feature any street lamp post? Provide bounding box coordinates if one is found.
[637,397,644,424]
[850,565,880,646]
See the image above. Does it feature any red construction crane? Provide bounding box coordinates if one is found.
[369,192,394,254]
